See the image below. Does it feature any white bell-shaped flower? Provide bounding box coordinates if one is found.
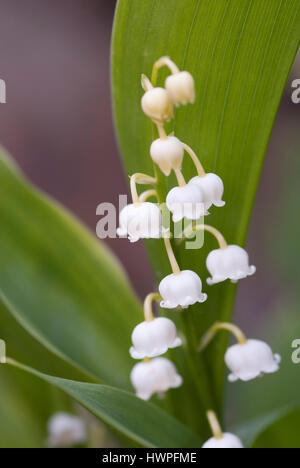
[225,339,281,382]
[141,87,173,122]
[206,245,256,285]
[117,202,166,243]
[130,357,183,400]
[202,433,244,449]
[165,71,195,107]
[47,412,87,448]
[189,173,225,212]
[150,136,184,176]
[130,317,182,359]
[159,270,207,309]
[166,184,205,222]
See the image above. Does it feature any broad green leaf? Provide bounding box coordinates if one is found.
[0,365,47,448]
[252,408,300,448]
[232,405,300,448]
[4,359,203,448]
[0,300,79,447]
[0,147,142,389]
[112,0,300,431]
[0,299,85,380]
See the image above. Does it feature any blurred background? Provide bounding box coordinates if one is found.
[0,0,299,427]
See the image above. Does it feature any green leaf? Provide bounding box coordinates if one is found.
[0,365,47,447]
[112,0,300,430]
[4,359,203,448]
[233,405,300,448]
[0,298,81,447]
[0,146,142,389]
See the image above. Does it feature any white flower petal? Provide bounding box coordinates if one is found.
[129,317,182,359]
[130,358,183,400]
[47,413,86,448]
[159,270,207,309]
[165,71,195,107]
[118,203,165,242]
[225,339,281,383]
[166,184,205,222]
[150,136,184,176]
[202,433,244,449]
[141,87,173,122]
[206,245,256,285]
[189,173,225,211]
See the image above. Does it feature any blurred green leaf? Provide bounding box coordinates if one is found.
[0,299,80,447]
[0,147,142,389]
[252,408,300,448]
[5,359,203,448]
[233,405,300,448]
[112,0,300,433]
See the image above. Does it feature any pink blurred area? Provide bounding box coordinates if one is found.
[0,0,154,298]
[0,0,299,320]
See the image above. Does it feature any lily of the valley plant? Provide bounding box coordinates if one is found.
[117,57,280,448]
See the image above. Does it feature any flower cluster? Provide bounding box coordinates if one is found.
[117,57,280,447]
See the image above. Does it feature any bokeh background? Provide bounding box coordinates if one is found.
[0,0,299,428]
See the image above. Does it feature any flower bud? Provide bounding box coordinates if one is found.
[165,71,195,107]
[159,270,207,309]
[150,136,184,176]
[141,87,173,122]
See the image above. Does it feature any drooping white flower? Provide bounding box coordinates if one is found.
[159,270,207,309]
[166,184,205,222]
[46,412,87,448]
[141,87,173,122]
[130,317,182,359]
[117,202,166,243]
[130,357,183,400]
[150,136,184,176]
[225,339,281,382]
[202,433,244,449]
[189,173,225,212]
[206,245,256,285]
[165,71,195,107]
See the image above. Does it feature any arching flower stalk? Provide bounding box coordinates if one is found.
[202,411,244,449]
[199,322,281,382]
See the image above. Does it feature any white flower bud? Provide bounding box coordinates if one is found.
[130,317,182,359]
[150,136,184,176]
[141,87,174,122]
[225,339,281,382]
[206,245,256,285]
[166,184,205,223]
[117,202,166,243]
[202,433,244,449]
[165,71,195,107]
[47,412,87,448]
[130,357,183,400]
[189,173,225,212]
[159,270,207,309]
